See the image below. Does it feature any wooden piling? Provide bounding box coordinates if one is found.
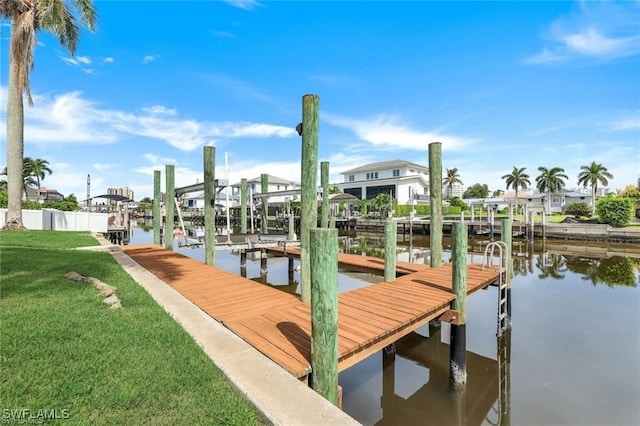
[260,249,267,273]
[300,94,319,304]
[261,174,268,235]
[240,178,247,234]
[450,222,467,388]
[528,210,535,242]
[310,228,339,405]
[240,251,247,269]
[204,146,216,266]
[321,161,329,228]
[501,219,513,322]
[428,142,443,268]
[384,219,397,282]
[164,165,175,251]
[287,198,296,240]
[153,170,161,245]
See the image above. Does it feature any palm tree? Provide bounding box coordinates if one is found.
[535,166,568,213]
[24,157,52,201]
[1,0,97,231]
[501,166,530,213]
[442,168,463,197]
[577,161,613,216]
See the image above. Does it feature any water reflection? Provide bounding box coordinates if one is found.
[375,326,512,426]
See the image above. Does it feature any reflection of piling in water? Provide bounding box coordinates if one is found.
[382,327,507,426]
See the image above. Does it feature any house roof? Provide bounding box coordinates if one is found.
[341,159,428,175]
[91,194,134,202]
[231,174,300,187]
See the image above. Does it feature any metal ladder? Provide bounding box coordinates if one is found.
[482,241,510,336]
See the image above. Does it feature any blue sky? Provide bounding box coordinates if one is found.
[1,0,638,201]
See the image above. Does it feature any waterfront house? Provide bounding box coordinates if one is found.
[524,190,592,214]
[337,159,430,204]
[24,187,65,202]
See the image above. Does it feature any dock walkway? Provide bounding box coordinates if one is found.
[122,244,501,380]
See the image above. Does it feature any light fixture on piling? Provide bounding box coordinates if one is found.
[295,122,303,136]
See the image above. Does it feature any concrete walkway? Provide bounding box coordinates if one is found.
[100,238,360,426]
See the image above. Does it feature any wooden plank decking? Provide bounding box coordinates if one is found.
[267,246,430,275]
[122,244,501,379]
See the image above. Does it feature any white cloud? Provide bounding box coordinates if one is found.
[224,0,262,11]
[526,1,640,64]
[324,113,473,151]
[143,55,159,64]
[93,163,115,171]
[102,57,115,64]
[0,87,296,152]
[610,112,640,131]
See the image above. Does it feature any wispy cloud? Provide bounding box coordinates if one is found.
[143,55,159,64]
[324,112,474,151]
[0,86,296,152]
[525,1,640,64]
[610,112,640,131]
[59,54,113,74]
[224,0,262,11]
[93,163,115,171]
[213,30,236,38]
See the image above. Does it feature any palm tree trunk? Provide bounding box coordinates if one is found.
[591,184,596,216]
[3,19,27,231]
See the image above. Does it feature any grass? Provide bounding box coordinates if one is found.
[0,231,268,425]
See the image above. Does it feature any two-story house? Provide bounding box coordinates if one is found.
[337,159,430,204]
[230,175,302,205]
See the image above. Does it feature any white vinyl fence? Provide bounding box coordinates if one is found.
[0,209,108,233]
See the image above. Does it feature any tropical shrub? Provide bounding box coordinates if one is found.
[565,202,591,218]
[596,197,634,227]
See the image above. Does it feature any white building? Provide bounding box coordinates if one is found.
[230,175,302,205]
[443,182,463,198]
[337,159,430,204]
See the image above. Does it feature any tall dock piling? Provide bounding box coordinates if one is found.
[310,228,339,405]
[300,94,319,304]
[240,178,248,234]
[384,219,397,282]
[261,174,268,235]
[204,146,216,266]
[501,219,513,323]
[153,170,161,245]
[429,142,443,267]
[164,165,175,251]
[320,161,329,228]
[450,222,468,388]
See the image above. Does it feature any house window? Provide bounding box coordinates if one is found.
[392,169,400,177]
[366,172,378,180]
[277,185,280,190]
[349,175,354,182]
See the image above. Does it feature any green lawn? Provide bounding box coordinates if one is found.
[0,231,267,425]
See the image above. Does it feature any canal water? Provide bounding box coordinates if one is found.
[128,225,640,425]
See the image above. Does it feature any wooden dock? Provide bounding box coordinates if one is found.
[122,244,501,380]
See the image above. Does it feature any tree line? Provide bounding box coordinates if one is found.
[445,162,617,215]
